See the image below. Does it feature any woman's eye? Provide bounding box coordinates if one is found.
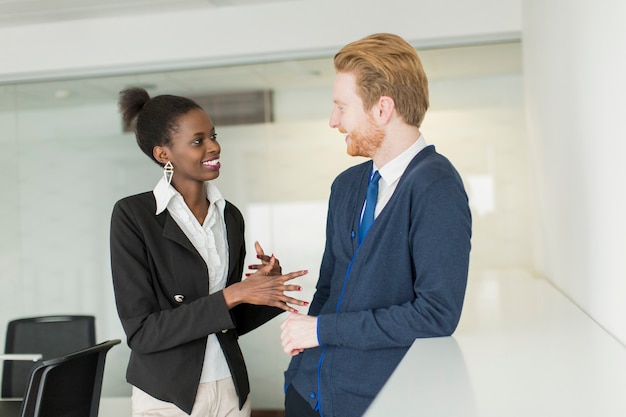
[192,138,202,145]
[210,133,218,141]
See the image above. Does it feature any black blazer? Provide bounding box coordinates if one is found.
[110,191,280,414]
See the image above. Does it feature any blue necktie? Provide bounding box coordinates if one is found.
[359,170,381,245]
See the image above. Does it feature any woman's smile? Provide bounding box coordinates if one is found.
[202,158,221,170]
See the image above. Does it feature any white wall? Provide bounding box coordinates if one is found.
[522,0,626,345]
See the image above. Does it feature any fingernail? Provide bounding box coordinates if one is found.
[304,302,309,306]
[245,273,251,277]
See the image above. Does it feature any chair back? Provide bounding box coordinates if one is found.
[2,315,96,398]
[19,339,120,417]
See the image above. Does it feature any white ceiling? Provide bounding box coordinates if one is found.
[0,1,521,112]
[0,0,298,26]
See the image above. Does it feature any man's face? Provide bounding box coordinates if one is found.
[329,72,384,158]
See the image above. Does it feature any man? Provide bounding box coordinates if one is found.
[280,33,472,417]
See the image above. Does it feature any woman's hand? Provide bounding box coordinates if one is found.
[224,256,308,313]
[247,241,282,275]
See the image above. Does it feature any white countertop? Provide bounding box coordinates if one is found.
[364,271,626,416]
[0,353,42,361]
[96,271,626,417]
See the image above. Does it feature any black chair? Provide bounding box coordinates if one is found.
[0,339,120,417]
[2,316,96,399]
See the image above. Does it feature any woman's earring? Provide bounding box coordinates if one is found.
[163,161,174,185]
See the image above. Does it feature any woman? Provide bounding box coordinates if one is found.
[111,87,308,417]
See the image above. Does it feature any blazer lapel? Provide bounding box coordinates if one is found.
[159,202,242,286]
[224,203,243,285]
[161,212,199,255]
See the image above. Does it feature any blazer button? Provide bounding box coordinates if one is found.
[173,294,184,303]
[221,329,228,334]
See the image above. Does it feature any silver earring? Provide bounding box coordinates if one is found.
[163,161,174,185]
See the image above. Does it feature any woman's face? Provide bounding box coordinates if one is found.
[165,108,221,186]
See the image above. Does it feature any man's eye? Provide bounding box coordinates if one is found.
[210,133,218,140]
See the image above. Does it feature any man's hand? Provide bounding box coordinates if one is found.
[280,313,320,356]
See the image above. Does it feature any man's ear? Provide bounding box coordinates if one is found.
[375,96,395,124]
[153,146,169,165]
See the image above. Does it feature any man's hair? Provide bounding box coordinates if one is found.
[334,33,429,128]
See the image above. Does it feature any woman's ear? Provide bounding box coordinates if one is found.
[153,146,169,165]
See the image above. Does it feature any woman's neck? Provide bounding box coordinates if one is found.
[172,179,210,224]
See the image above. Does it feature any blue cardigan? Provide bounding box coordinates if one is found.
[285,145,472,417]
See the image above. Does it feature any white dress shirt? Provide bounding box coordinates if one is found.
[153,177,231,382]
[369,134,427,218]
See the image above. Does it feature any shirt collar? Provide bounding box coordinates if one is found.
[374,134,427,184]
[153,177,225,215]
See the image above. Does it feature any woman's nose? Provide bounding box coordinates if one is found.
[206,139,220,153]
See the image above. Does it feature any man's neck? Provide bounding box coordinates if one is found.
[372,124,421,168]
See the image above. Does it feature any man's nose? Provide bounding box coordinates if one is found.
[329,108,340,128]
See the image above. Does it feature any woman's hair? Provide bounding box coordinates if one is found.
[333,33,429,128]
[118,87,202,165]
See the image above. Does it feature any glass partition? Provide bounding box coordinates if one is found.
[0,41,529,406]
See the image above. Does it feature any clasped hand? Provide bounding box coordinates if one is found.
[280,313,319,356]
[241,242,319,354]
[225,242,308,313]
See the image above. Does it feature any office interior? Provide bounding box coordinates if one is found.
[1,0,625,415]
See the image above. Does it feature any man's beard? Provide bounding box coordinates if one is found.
[346,115,385,158]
